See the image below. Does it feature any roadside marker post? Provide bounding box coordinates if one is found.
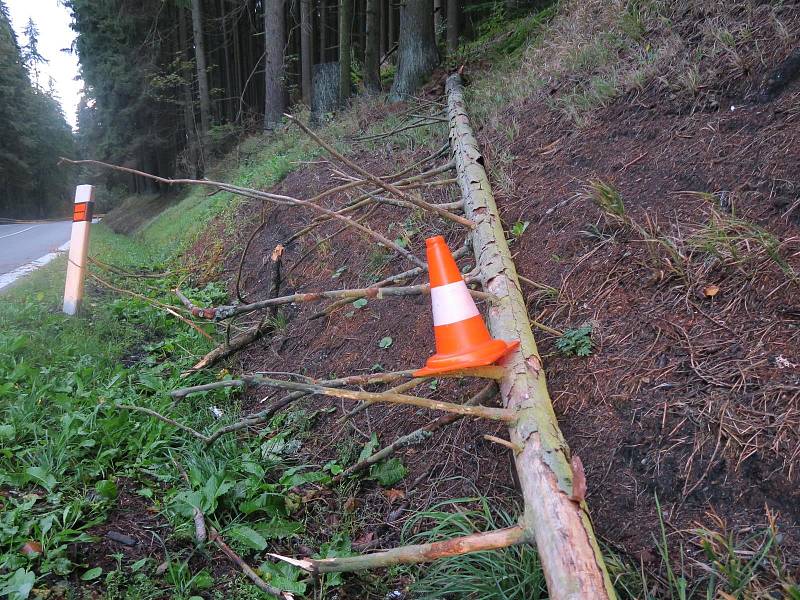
[63,185,95,315]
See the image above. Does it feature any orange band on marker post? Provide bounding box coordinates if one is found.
[72,201,93,222]
[414,236,519,377]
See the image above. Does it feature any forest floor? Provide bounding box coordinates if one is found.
[3,1,799,599]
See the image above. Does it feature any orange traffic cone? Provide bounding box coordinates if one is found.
[414,236,519,377]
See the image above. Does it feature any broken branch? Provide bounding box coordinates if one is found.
[182,281,492,321]
[59,157,425,269]
[335,382,498,480]
[284,114,474,229]
[295,525,528,573]
[172,368,417,400]
[116,404,211,444]
[253,377,515,422]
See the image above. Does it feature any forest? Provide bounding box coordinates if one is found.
[67,0,535,195]
[0,2,74,219]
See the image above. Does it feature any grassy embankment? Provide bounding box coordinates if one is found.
[0,126,336,599]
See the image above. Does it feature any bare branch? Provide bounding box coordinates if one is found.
[293,526,528,573]
[211,531,294,599]
[171,368,417,401]
[284,161,457,245]
[59,157,425,269]
[174,370,418,446]
[335,382,498,479]
[253,377,515,422]
[116,404,211,444]
[309,244,471,320]
[284,114,474,229]
[85,270,213,341]
[172,459,293,599]
[180,281,493,321]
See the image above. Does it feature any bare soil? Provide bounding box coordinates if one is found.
[482,48,800,573]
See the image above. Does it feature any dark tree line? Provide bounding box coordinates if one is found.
[0,1,75,219]
[66,0,536,196]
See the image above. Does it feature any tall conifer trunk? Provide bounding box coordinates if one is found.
[319,0,328,62]
[363,0,380,92]
[264,0,287,129]
[379,0,387,60]
[338,0,352,104]
[447,0,459,52]
[219,0,234,121]
[178,3,199,176]
[434,0,443,41]
[301,0,313,105]
[190,0,212,140]
[389,0,438,101]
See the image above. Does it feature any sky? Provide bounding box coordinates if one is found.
[7,0,82,129]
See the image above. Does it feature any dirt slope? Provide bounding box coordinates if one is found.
[490,68,800,564]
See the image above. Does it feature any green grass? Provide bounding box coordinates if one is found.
[0,226,363,598]
[402,495,799,600]
[404,497,548,599]
[136,131,320,260]
[0,217,412,599]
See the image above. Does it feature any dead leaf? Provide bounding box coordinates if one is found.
[353,531,375,549]
[343,496,359,513]
[19,540,42,556]
[384,488,405,504]
[703,284,720,298]
[636,548,656,565]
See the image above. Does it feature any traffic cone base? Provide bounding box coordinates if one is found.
[414,337,519,377]
[414,235,520,377]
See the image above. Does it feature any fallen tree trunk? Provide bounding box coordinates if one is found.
[446,72,616,599]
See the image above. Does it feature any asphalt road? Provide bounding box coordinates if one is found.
[0,221,72,274]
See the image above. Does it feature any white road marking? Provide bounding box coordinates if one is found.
[0,224,39,239]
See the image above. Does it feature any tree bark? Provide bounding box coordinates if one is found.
[388,0,439,101]
[388,0,397,62]
[434,0,443,41]
[219,0,234,121]
[363,0,380,92]
[190,0,212,140]
[379,0,387,60]
[319,0,328,62]
[446,0,459,52]
[232,5,243,116]
[311,62,339,122]
[178,3,199,177]
[264,0,287,129]
[338,0,352,104]
[300,0,313,105]
[446,73,616,600]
